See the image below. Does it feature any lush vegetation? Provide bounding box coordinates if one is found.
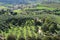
[0,4,60,40]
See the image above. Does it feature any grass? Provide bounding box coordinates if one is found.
[25,4,56,11]
[36,6,56,10]
[55,15,60,24]
[43,3,60,9]
[0,6,7,9]
[13,9,22,13]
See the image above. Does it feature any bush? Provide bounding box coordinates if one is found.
[52,36,60,40]
[7,34,16,40]
[0,34,5,40]
[42,36,53,40]
[18,37,25,40]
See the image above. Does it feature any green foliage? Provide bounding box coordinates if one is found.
[0,4,60,40]
[42,36,53,40]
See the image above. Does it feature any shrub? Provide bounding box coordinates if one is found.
[52,36,60,40]
[18,37,25,40]
[0,34,5,40]
[7,34,16,40]
[37,37,41,40]
[42,36,53,40]
[27,36,36,40]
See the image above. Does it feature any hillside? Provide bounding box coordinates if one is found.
[0,0,60,40]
